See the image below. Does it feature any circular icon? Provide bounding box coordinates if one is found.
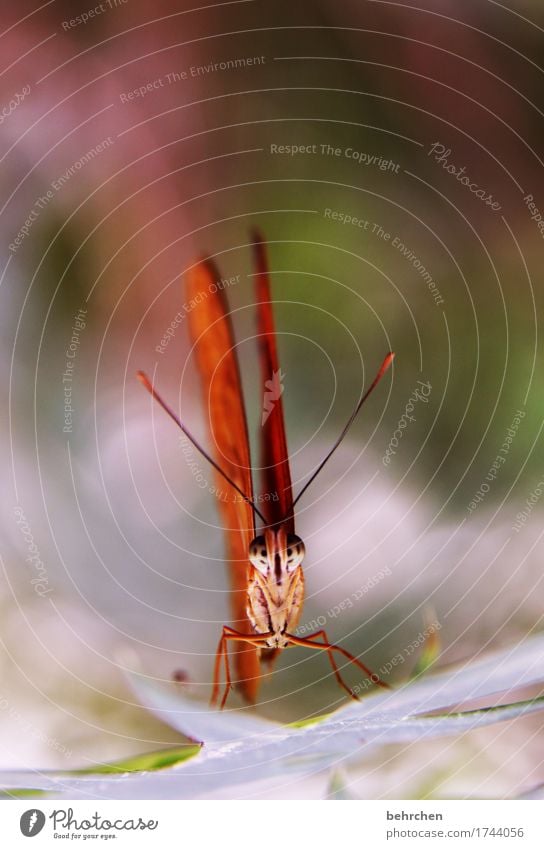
[20,809,46,837]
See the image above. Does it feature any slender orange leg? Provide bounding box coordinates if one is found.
[218,632,233,710]
[210,631,228,708]
[288,632,389,697]
[210,627,272,709]
[293,629,362,700]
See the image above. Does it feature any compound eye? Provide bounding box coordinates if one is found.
[285,534,305,569]
[249,535,268,571]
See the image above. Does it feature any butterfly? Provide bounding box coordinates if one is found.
[138,231,394,708]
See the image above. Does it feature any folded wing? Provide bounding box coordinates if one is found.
[186,258,260,703]
[252,231,294,534]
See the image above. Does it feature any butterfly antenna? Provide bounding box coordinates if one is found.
[137,371,268,525]
[290,352,395,512]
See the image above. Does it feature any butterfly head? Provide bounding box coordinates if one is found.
[247,525,305,648]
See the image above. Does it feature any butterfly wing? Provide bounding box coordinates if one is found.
[186,258,260,703]
[252,231,295,533]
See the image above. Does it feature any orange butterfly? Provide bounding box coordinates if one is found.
[138,232,394,708]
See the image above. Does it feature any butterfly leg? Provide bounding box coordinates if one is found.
[288,631,389,698]
[211,627,272,709]
[211,629,231,709]
[303,629,360,699]
[211,626,246,709]
[327,640,389,691]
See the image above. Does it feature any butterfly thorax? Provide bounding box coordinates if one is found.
[247,525,305,648]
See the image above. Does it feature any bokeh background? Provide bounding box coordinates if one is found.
[1,0,544,798]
